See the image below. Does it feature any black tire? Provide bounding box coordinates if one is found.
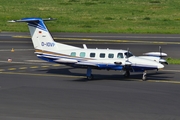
[124,71,130,78]
[87,74,93,80]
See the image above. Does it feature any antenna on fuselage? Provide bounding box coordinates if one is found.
[83,44,87,49]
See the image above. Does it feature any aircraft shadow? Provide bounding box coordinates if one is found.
[38,67,173,82]
[39,67,85,76]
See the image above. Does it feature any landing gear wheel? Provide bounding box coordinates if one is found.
[87,74,93,80]
[124,71,130,78]
[142,71,147,81]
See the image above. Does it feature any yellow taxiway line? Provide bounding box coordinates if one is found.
[0,71,85,78]
[12,36,180,45]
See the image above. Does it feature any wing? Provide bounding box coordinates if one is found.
[74,59,131,70]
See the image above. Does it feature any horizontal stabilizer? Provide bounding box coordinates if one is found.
[8,18,56,23]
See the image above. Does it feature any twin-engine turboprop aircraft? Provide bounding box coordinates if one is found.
[8,18,168,80]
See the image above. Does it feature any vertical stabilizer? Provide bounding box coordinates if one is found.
[8,18,80,52]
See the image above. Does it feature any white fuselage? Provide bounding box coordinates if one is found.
[36,48,164,72]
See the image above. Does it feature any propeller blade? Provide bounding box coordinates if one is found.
[159,46,162,58]
[127,48,129,58]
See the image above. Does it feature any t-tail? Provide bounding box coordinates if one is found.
[8,18,80,53]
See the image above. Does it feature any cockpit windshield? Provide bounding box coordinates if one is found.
[124,52,134,58]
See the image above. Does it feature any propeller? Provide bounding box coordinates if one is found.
[142,46,168,64]
[125,48,132,66]
[159,46,168,65]
[159,46,162,59]
[127,48,129,58]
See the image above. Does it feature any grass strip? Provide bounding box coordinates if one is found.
[166,58,180,64]
[1,0,180,33]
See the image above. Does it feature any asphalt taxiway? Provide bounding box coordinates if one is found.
[0,32,180,120]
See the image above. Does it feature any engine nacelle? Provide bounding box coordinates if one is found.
[143,52,167,57]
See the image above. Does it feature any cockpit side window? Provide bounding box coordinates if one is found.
[124,52,133,58]
[117,53,123,58]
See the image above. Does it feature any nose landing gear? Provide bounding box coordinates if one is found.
[142,71,147,81]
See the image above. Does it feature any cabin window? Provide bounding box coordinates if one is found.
[108,53,114,58]
[90,53,95,57]
[117,53,123,58]
[100,53,105,58]
[80,52,86,57]
[71,52,76,56]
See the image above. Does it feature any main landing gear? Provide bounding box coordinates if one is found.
[86,68,147,81]
[86,67,93,80]
[124,70,130,78]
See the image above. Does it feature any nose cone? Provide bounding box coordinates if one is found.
[157,63,164,69]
